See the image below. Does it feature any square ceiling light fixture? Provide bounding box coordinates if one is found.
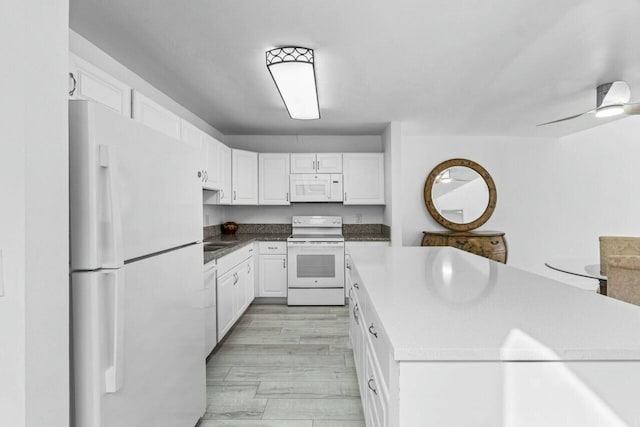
[266,47,319,120]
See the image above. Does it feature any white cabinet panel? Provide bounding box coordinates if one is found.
[316,153,343,173]
[232,149,258,205]
[204,135,222,190]
[180,119,207,187]
[291,153,343,173]
[241,258,255,310]
[217,270,236,341]
[290,153,317,173]
[259,153,290,205]
[259,254,287,297]
[218,144,232,205]
[343,153,385,205]
[203,265,217,356]
[69,53,131,116]
[132,91,181,140]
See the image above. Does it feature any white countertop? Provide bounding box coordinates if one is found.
[349,246,640,362]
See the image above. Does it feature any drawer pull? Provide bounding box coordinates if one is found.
[353,304,360,325]
[346,263,352,270]
[268,246,278,250]
[348,287,354,300]
[491,240,500,245]
[368,323,378,338]
[353,282,360,290]
[455,240,466,247]
[367,377,378,395]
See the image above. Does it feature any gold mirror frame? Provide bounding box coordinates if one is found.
[423,158,497,231]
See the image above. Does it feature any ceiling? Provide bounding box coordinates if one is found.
[70,0,640,137]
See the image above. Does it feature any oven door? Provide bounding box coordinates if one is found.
[287,241,345,288]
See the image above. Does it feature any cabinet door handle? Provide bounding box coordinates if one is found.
[204,171,209,182]
[367,377,378,395]
[312,160,316,170]
[247,263,251,274]
[368,323,378,338]
[286,192,289,202]
[353,304,360,325]
[283,259,286,269]
[317,159,321,170]
[353,282,359,290]
[197,171,202,179]
[69,72,77,96]
[220,189,224,200]
[344,192,347,201]
[346,263,351,270]
[233,190,237,201]
[348,287,354,300]
[233,272,238,285]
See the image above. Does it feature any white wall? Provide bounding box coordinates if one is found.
[224,204,384,224]
[203,204,225,227]
[400,117,640,289]
[1,1,69,426]
[225,135,382,153]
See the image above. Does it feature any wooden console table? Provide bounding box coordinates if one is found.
[422,230,507,263]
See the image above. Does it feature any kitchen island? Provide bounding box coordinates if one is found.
[347,246,640,427]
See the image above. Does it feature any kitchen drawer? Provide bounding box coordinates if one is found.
[259,241,287,255]
[365,340,389,427]
[363,301,391,390]
[217,243,255,275]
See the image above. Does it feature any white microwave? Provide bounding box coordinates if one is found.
[289,174,343,202]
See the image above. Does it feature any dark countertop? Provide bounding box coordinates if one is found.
[343,233,391,242]
[203,232,390,265]
[203,233,289,265]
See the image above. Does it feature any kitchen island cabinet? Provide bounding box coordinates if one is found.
[348,246,640,427]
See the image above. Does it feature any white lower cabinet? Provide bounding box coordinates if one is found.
[258,242,287,297]
[216,246,255,342]
[203,263,217,357]
[348,262,390,427]
[216,269,237,341]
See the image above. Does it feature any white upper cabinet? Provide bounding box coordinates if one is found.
[132,91,181,140]
[343,153,385,205]
[180,119,206,184]
[316,153,343,173]
[203,134,222,191]
[231,149,258,205]
[217,144,232,205]
[290,153,342,174]
[290,153,317,173]
[69,53,131,116]
[259,153,290,205]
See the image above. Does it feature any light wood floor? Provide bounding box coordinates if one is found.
[201,304,364,427]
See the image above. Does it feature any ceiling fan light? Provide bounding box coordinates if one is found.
[266,47,320,120]
[595,104,625,118]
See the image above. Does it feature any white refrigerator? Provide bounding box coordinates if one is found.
[69,100,205,427]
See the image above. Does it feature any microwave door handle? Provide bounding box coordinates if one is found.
[99,145,124,268]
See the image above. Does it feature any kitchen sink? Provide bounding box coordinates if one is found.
[203,241,237,251]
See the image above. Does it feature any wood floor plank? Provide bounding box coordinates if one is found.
[262,398,364,420]
[209,354,346,368]
[206,366,231,382]
[256,381,360,399]
[199,421,312,427]
[241,313,338,321]
[203,398,268,420]
[312,421,366,427]
[281,327,349,336]
[225,367,357,382]
[206,382,260,400]
[215,344,329,356]
[299,336,350,345]
[224,335,301,345]
[249,320,347,328]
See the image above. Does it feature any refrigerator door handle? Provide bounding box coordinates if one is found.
[99,144,124,268]
[104,269,125,393]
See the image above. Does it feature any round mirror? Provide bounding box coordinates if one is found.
[423,159,497,231]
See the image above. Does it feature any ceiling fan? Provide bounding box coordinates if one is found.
[537,81,640,126]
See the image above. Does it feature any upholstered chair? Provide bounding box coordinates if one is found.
[607,255,640,306]
[599,236,640,275]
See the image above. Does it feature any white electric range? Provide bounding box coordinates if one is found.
[287,216,345,306]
